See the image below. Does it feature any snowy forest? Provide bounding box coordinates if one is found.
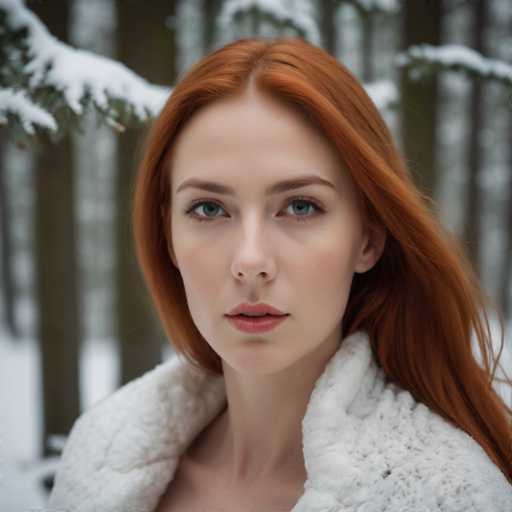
[1,0,512,508]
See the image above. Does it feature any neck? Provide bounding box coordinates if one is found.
[210,328,342,486]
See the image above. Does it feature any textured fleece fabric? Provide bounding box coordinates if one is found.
[48,330,512,511]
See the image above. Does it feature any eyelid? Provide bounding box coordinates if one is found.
[185,195,325,221]
[186,194,324,211]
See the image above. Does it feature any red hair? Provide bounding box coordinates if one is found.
[132,37,512,483]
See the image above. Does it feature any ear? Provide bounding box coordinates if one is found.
[354,222,387,274]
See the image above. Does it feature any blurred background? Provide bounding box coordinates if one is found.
[1,0,511,508]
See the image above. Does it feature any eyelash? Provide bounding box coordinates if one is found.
[185,196,325,224]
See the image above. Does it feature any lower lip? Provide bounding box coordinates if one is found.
[226,314,289,333]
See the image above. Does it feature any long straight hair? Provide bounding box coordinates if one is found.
[132,37,512,483]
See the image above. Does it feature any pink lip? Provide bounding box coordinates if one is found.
[227,302,287,317]
[226,314,288,333]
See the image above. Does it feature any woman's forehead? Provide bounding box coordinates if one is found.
[169,95,353,195]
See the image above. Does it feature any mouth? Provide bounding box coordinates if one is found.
[225,313,290,333]
[226,313,289,319]
[227,313,288,319]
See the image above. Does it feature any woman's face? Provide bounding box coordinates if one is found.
[168,86,382,374]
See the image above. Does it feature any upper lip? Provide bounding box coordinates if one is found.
[226,302,288,316]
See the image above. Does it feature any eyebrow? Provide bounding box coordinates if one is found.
[176,174,336,196]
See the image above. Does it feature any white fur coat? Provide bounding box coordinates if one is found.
[48,330,512,511]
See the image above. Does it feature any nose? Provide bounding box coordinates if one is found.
[230,221,276,282]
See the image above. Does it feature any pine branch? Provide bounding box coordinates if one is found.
[218,0,321,43]
[0,0,170,142]
[0,0,399,144]
[396,44,512,87]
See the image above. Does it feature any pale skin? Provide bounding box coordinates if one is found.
[158,81,386,509]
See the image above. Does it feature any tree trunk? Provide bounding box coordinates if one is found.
[319,0,337,56]
[0,133,20,338]
[202,0,223,54]
[114,0,178,386]
[30,1,81,459]
[463,0,488,277]
[399,0,442,202]
[361,11,374,82]
[498,11,512,319]
[249,5,262,35]
[498,111,512,319]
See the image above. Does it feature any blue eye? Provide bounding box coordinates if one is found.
[185,196,324,224]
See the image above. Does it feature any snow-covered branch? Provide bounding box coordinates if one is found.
[0,88,57,133]
[352,0,399,14]
[396,44,512,86]
[0,0,398,141]
[364,79,398,110]
[216,1,398,111]
[218,0,321,44]
[0,0,171,138]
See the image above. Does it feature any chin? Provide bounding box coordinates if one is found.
[222,344,304,375]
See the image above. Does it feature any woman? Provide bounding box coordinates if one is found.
[48,37,512,511]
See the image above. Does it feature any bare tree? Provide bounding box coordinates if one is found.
[203,0,224,53]
[498,110,512,319]
[361,10,374,82]
[463,0,489,277]
[29,1,82,458]
[319,0,338,56]
[399,0,443,202]
[114,0,178,385]
[498,10,512,319]
[0,132,20,338]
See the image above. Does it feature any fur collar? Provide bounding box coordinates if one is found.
[48,330,512,511]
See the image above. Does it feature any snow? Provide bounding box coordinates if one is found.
[0,457,50,511]
[364,79,398,109]
[0,0,398,138]
[0,326,122,510]
[0,89,58,133]
[355,0,399,13]
[0,328,47,510]
[3,0,511,139]
[396,44,512,84]
[0,0,400,139]
[218,0,321,44]
[0,0,171,131]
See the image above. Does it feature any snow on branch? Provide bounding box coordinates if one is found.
[0,0,397,141]
[353,0,399,14]
[0,0,171,137]
[396,44,512,86]
[364,79,398,110]
[0,88,57,133]
[218,0,321,44]
[216,1,398,111]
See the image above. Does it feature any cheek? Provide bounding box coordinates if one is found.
[298,218,359,282]
[177,250,220,342]
[303,242,355,297]
[171,218,223,279]
[171,226,222,314]
[178,245,219,299]
[293,224,360,317]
